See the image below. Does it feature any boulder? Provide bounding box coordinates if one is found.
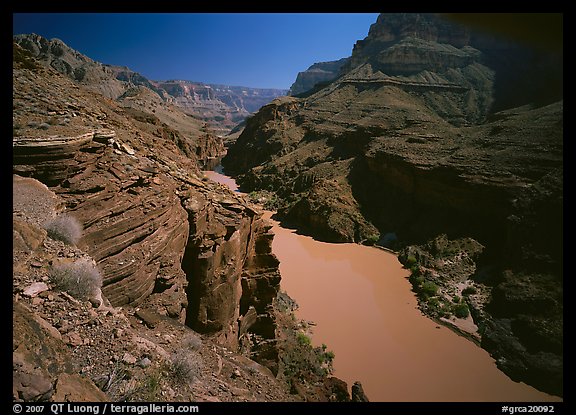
[351,381,370,402]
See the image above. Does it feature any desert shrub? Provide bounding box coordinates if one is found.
[405,255,418,268]
[462,286,477,296]
[13,128,23,137]
[49,258,102,300]
[452,295,461,303]
[181,333,203,351]
[420,281,439,297]
[426,297,452,318]
[365,234,380,245]
[282,331,334,381]
[452,303,470,319]
[170,350,203,385]
[13,44,42,70]
[323,350,335,363]
[247,190,280,210]
[409,273,424,287]
[139,370,162,401]
[426,297,441,314]
[410,265,421,276]
[296,332,312,347]
[47,116,60,125]
[44,214,83,245]
[317,344,335,365]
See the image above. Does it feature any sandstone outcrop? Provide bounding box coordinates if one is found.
[12,171,341,402]
[12,210,298,402]
[223,13,563,396]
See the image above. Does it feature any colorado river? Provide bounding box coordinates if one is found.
[204,168,561,402]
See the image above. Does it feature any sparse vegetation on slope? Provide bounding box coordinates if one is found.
[43,214,83,245]
[49,258,102,300]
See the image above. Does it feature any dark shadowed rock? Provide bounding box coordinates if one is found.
[351,381,369,402]
[324,377,351,402]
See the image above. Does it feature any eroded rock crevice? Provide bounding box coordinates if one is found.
[178,187,283,371]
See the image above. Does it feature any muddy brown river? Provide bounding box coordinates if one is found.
[204,168,561,402]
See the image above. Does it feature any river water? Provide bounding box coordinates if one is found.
[204,168,561,402]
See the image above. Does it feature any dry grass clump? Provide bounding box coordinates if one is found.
[49,258,102,300]
[169,350,203,385]
[43,214,83,245]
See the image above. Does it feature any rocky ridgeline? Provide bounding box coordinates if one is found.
[223,13,563,396]
[13,43,362,402]
[14,34,287,136]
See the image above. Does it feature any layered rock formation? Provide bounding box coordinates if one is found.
[153,80,287,135]
[12,178,298,401]
[14,41,278,338]
[223,13,563,396]
[13,34,226,165]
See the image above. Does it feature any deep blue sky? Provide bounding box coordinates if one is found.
[12,13,380,90]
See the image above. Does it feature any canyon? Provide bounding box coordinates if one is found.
[13,33,287,137]
[12,38,353,402]
[206,169,560,402]
[12,12,562,404]
[223,13,563,397]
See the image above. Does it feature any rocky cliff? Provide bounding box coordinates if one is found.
[13,41,355,402]
[14,34,226,167]
[223,13,563,396]
[288,57,349,96]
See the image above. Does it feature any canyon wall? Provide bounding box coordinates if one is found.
[13,41,282,371]
[223,13,563,396]
[288,58,349,97]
